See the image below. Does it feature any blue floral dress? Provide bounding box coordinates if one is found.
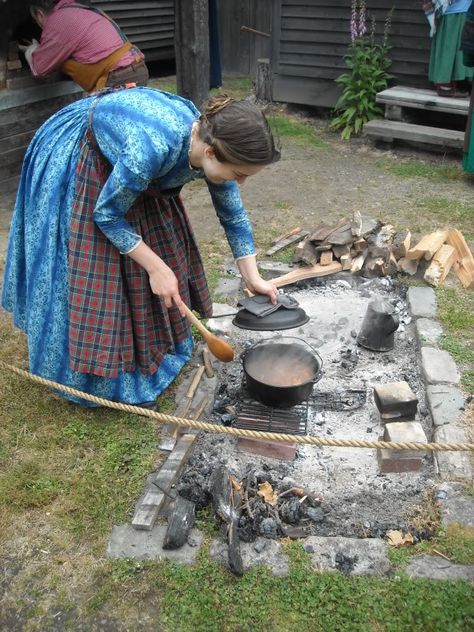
[2,87,255,405]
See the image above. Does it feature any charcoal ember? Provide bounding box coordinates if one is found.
[304,506,325,523]
[258,517,280,539]
[279,498,302,524]
[220,413,235,426]
[176,483,210,510]
[213,397,233,413]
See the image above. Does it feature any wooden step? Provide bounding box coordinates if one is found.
[363,119,464,149]
[376,86,469,116]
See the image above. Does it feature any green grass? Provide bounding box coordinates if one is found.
[268,114,332,149]
[379,160,464,182]
[147,75,253,101]
[411,198,474,241]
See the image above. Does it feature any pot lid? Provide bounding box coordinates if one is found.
[232,306,309,331]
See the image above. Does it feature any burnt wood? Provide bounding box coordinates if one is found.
[163,495,196,550]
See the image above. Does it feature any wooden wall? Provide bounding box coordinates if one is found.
[93,0,175,62]
[272,0,432,108]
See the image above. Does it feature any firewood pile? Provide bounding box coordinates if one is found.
[267,215,474,290]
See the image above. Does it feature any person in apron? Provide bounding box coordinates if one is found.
[21,0,148,92]
[2,88,280,406]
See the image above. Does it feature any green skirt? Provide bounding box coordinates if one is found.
[429,12,474,84]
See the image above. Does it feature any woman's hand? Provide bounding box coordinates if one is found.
[236,255,278,304]
[148,264,185,314]
[127,241,186,316]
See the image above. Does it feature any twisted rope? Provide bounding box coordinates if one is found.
[1,360,473,453]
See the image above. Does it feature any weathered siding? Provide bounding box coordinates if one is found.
[93,0,175,62]
[272,0,432,107]
[219,0,273,75]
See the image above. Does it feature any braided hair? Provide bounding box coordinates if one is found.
[198,94,280,166]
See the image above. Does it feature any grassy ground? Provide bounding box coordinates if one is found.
[0,76,473,631]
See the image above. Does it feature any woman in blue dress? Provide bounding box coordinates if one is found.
[2,87,280,405]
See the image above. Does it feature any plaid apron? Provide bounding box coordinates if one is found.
[68,102,212,378]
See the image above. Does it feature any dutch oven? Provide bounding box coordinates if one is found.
[242,337,323,408]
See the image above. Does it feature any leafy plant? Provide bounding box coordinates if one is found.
[331,1,394,140]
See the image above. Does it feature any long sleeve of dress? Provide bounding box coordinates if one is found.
[206,180,255,259]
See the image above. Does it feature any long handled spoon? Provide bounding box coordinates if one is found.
[182,304,235,363]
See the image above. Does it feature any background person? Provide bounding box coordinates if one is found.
[1,89,279,407]
[424,0,473,97]
[21,0,148,92]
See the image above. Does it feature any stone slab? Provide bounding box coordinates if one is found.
[440,488,474,529]
[383,421,427,459]
[374,381,418,418]
[426,385,466,427]
[303,536,390,576]
[421,347,460,385]
[207,302,237,335]
[214,277,241,300]
[434,426,473,480]
[106,525,203,562]
[406,555,474,582]
[209,537,290,577]
[415,318,443,346]
[407,287,437,319]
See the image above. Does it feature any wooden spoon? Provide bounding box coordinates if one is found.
[182,304,235,363]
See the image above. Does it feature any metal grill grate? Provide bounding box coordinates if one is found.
[235,399,308,436]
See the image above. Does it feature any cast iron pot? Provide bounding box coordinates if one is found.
[242,337,323,408]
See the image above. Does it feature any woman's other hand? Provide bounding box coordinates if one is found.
[127,241,186,316]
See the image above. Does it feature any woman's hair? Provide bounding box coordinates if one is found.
[198,95,280,166]
[29,0,61,15]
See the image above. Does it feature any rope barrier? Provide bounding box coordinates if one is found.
[1,360,473,453]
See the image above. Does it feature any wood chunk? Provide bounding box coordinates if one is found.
[364,256,386,277]
[293,240,305,263]
[332,244,351,259]
[326,223,353,246]
[406,230,448,261]
[366,224,394,261]
[314,242,332,252]
[351,210,362,237]
[424,244,457,287]
[386,253,399,276]
[352,238,367,253]
[446,228,474,289]
[266,229,309,256]
[391,229,411,260]
[308,222,335,243]
[271,226,302,244]
[163,496,196,550]
[300,239,319,265]
[351,251,368,273]
[398,257,419,276]
[340,253,352,270]
[319,250,334,266]
[202,347,214,378]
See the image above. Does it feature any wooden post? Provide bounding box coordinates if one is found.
[174,0,210,108]
[255,58,272,102]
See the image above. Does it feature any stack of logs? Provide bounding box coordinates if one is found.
[269,214,474,289]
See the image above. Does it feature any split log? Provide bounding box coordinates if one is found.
[300,240,319,265]
[271,226,302,244]
[269,261,343,287]
[391,229,411,260]
[385,253,399,276]
[210,465,243,576]
[445,228,474,289]
[163,495,196,550]
[293,240,305,263]
[406,230,448,261]
[352,238,367,253]
[308,222,336,243]
[340,253,352,270]
[424,244,457,287]
[398,257,419,276]
[332,244,351,259]
[366,224,394,261]
[351,210,362,237]
[351,252,368,273]
[266,229,309,256]
[319,250,334,266]
[364,256,386,277]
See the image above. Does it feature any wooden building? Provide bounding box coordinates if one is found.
[271,0,432,108]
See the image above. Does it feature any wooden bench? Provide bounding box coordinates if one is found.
[363,86,468,149]
[376,86,469,120]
